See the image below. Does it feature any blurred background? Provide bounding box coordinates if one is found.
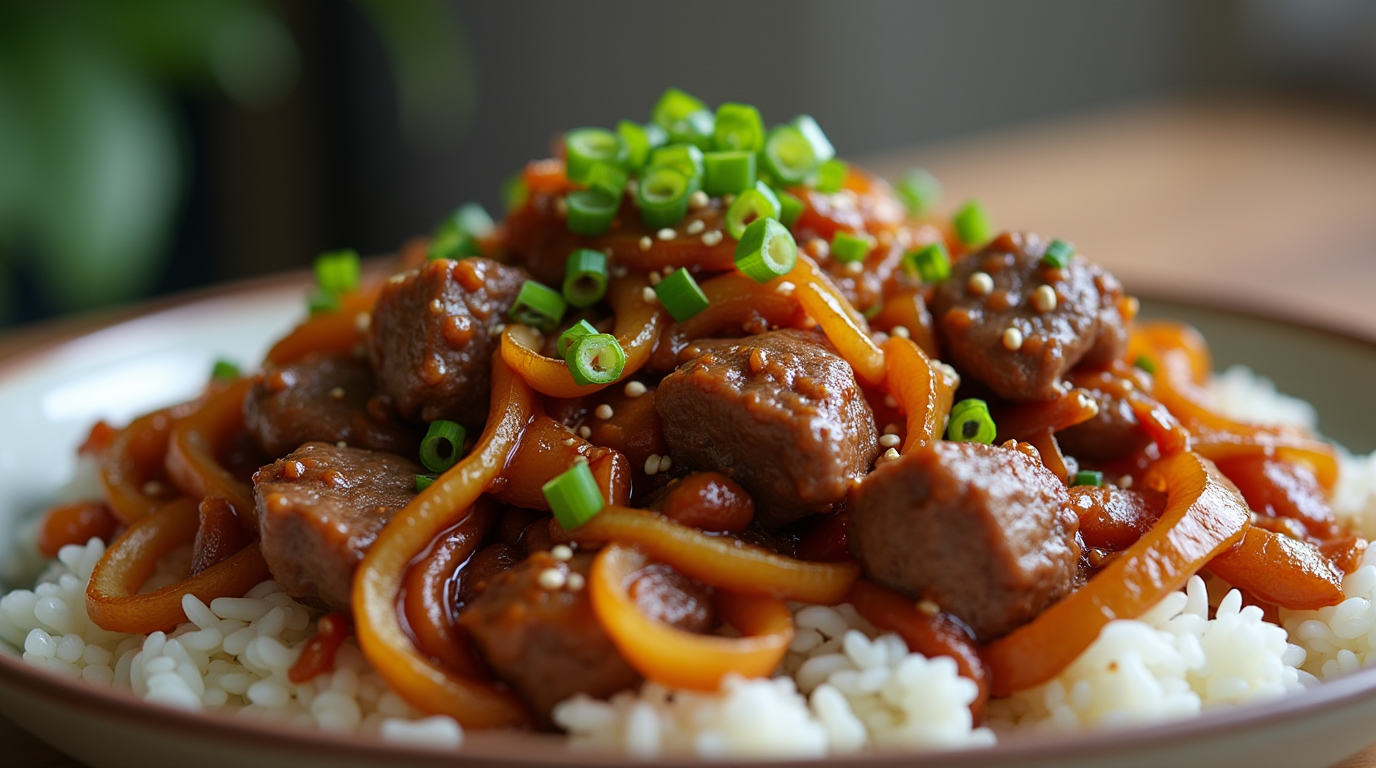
[1,0,1374,328]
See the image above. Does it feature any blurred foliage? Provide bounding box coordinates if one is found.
[0,0,472,323]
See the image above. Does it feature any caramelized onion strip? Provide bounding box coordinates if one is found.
[163,379,255,526]
[786,254,886,386]
[881,336,957,453]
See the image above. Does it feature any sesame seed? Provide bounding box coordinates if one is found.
[883,423,900,435]
[659,455,672,471]
[355,313,372,332]
[884,394,899,409]
[776,281,796,295]
[566,572,586,591]
[1118,475,1134,489]
[1002,326,1024,351]
[807,239,830,259]
[891,325,910,339]
[968,272,994,296]
[142,480,164,497]
[574,455,589,465]
[577,426,592,439]
[881,447,900,462]
[595,404,614,420]
[701,230,723,247]
[639,236,653,252]
[554,197,568,217]
[917,599,941,616]
[644,454,662,475]
[686,219,705,235]
[329,387,345,400]
[663,265,675,274]
[648,271,662,286]
[624,381,648,397]
[561,437,577,447]
[492,324,506,335]
[551,544,573,562]
[642,286,658,303]
[722,194,736,206]
[845,261,864,275]
[1033,284,1058,313]
[688,190,709,210]
[336,441,348,449]
[879,434,901,448]
[657,227,677,241]
[603,247,614,257]
[429,298,444,314]
[537,568,566,590]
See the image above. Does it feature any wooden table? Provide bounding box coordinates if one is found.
[4,97,1376,766]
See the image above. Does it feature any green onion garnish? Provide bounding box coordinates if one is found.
[314,249,361,295]
[564,128,626,184]
[667,109,714,150]
[428,204,493,261]
[702,150,756,197]
[420,419,467,474]
[308,288,340,315]
[509,281,567,332]
[543,462,605,530]
[636,165,693,229]
[1042,239,1075,269]
[777,190,804,228]
[725,184,781,240]
[760,125,818,186]
[830,231,874,264]
[502,174,529,213]
[814,159,848,194]
[712,102,766,152]
[557,319,598,357]
[1134,355,1158,375]
[565,190,619,237]
[617,120,651,171]
[415,474,437,492]
[211,359,241,381]
[652,268,710,322]
[648,144,705,187]
[735,217,797,283]
[902,242,951,283]
[1072,470,1105,487]
[563,249,609,308]
[953,200,993,246]
[566,333,627,386]
[792,115,836,164]
[946,398,997,444]
[896,167,942,215]
[586,162,629,200]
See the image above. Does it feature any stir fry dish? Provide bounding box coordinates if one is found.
[9,89,1371,754]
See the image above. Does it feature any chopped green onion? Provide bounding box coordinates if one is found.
[557,319,598,357]
[830,231,874,264]
[1072,470,1105,487]
[724,185,781,240]
[565,190,619,237]
[792,115,836,164]
[543,462,605,530]
[814,159,848,193]
[652,268,710,322]
[702,150,756,197]
[902,242,951,283]
[307,288,340,315]
[953,200,993,246]
[897,167,942,215]
[564,128,626,183]
[617,120,651,170]
[651,88,708,130]
[713,102,766,152]
[210,359,241,381]
[760,125,817,186]
[734,217,797,283]
[420,420,467,474]
[636,165,693,228]
[502,174,529,213]
[1134,355,1158,375]
[946,398,997,444]
[585,162,629,199]
[643,122,668,151]
[563,249,609,308]
[314,249,361,294]
[1042,238,1075,269]
[566,333,627,386]
[428,204,493,261]
[509,281,567,332]
[648,144,705,186]
[777,190,804,228]
[415,474,437,492]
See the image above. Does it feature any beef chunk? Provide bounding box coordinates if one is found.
[849,440,1079,641]
[1057,369,1153,462]
[931,232,1128,402]
[461,551,713,726]
[368,257,527,425]
[254,442,419,611]
[243,352,420,459]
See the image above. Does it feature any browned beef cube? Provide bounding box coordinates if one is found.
[368,257,527,425]
[1056,386,1153,462]
[253,442,418,611]
[243,352,420,459]
[849,440,1079,641]
[654,329,879,528]
[930,232,1128,402]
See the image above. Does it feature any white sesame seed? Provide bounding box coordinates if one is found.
[688,190,709,210]
[595,404,614,420]
[968,272,994,296]
[884,394,899,409]
[566,572,586,591]
[845,261,864,275]
[551,544,573,562]
[644,454,662,475]
[642,286,658,303]
[387,273,406,285]
[891,325,910,339]
[917,599,941,616]
[639,235,653,252]
[776,281,796,296]
[142,480,164,497]
[355,313,372,332]
[336,441,348,449]
[659,455,671,471]
[537,568,566,590]
[1002,326,1025,351]
[808,239,831,260]
[657,228,677,241]
[554,197,568,217]
[603,247,614,257]
[561,438,577,447]
[701,230,723,247]
[1033,284,1058,313]
[663,265,675,274]
[882,447,900,462]
[428,298,444,314]
[1118,475,1134,489]
[686,219,706,235]
[329,387,345,400]
[883,423,900,435]
[492,323,506,334]
[648,271,662,285]
[722,194,736,206]
[624,381,648,398]
[577,426,592,439]
[879,434,901,448]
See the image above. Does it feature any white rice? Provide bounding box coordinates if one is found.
[3,364,1376,758]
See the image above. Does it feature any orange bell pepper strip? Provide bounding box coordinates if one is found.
[785,254,886,387]
[164,378,256,528]
[86,496,272,634]
[590,543,794,691]
[983,451,1250,696]
[569,506,859,604]
[500,274,663,398]
[353,354,533,728]
[99,407,181,524]
[1207,526,1344,610]
[264,288,377,367]
[880,336,957,453]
